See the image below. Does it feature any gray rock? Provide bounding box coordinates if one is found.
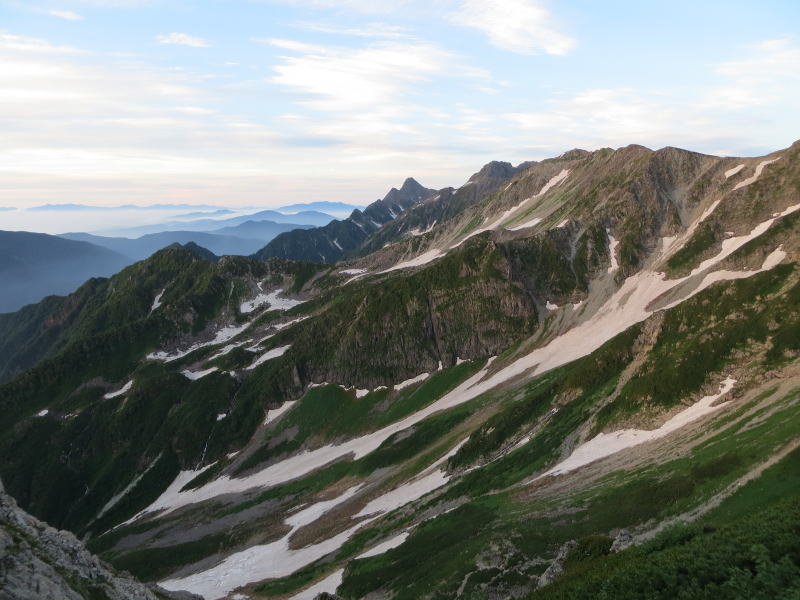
[0,477,178,600]
[537,540,577,589]
[610,529,635,552]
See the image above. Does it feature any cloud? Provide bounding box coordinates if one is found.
[0,32,82,54]
[41,9,85,20]
[702,38,800,110]
[266,38,452,111]
[294,21,413,39]
[156,32,211,48]
[451,0,574,55]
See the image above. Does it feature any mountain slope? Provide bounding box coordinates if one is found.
[254,177,435,263]
[0,141,798,600]
[0,231,130,313]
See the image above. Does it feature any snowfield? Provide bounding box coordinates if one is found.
[240,287,305,314]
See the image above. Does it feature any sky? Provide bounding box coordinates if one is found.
[1,0,799,209]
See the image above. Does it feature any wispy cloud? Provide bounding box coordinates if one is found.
[0,32,82,54]
[295,21,413,39]
[266,38,452,111]
[451,0,574,55]
[40,9,85,21]
[156,32,211,48]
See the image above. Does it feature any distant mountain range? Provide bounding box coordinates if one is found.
[101,209,332,237]
[60,228,299,262]
[277,201,365,216]
[0,231,130,313]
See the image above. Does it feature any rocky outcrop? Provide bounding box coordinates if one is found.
[0,478,175,600]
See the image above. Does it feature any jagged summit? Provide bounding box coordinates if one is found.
[255,176,435,263]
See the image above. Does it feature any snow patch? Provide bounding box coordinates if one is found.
[540,378,736,478]
[395,372,429,390]
[264,400,297,426]
[407,220,437,237]
[607,230,619,274]
[273,316,309,331]
[147,323,251,363]
[357,531,410,559]
[216,413,227,421]
[556,219,569,228]
[380,249,444,273]
[733,157,780,191]
[453,170,569,248]
[35,409,49,417]
[104,380,133,399]
[150,288,166,313]
[724,164,745,179]
[245,345,291,371]
[546,301,560,311]
[182,367,218,381]
[289,569,344,600]
[131,362,494,518]
[240,288,305,314]
[506,216,543,231]
[160,486,363,600]
[340,268,366,275]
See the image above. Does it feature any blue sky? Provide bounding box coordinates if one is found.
[1,0,798,208]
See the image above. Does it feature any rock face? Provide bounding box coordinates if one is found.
[0,478,158,600]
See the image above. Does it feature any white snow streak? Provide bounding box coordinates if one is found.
[733,157,780,191]
[150,289,166,313]
[264,400,297,426]
[130,362,494,518]
[607,230,619,274]
[357,531,410,559]
[539,378,737,478]
[340,268,366,275]
[506,216,543,231]
[104,380,133,399]
[160,486,363,600]
[380,249,444,273]
[182,367,219,380]
[454,170,570,248]
[289,569,344,600]
[394,372,429,390]
[35,409,49,417]
[245,345,291,371]
[724,164,745,179]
